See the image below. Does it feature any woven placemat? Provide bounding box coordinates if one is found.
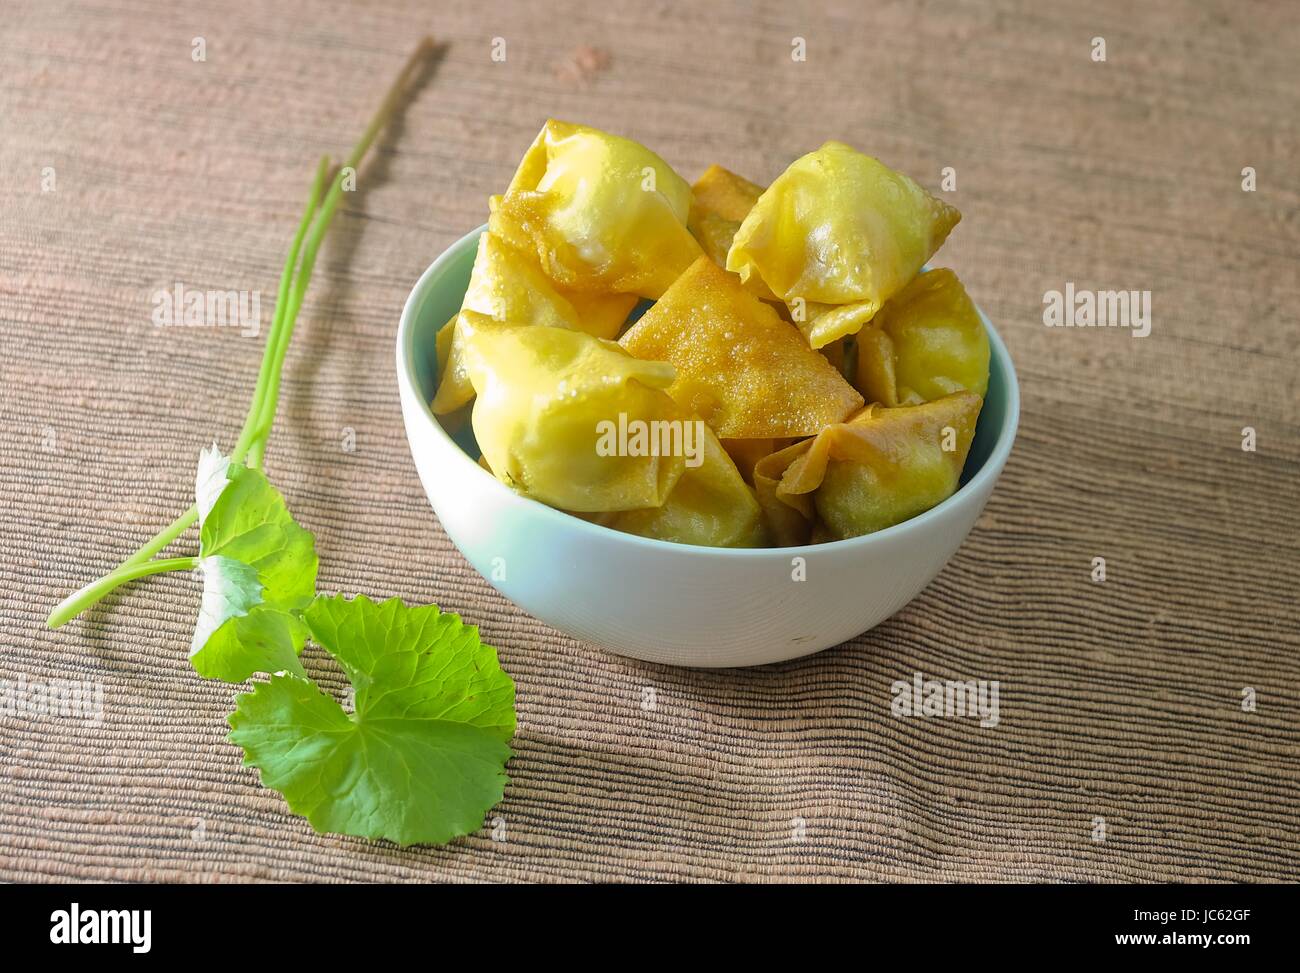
[2,0,1297,882]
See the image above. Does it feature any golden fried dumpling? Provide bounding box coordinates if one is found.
[687,165,777,301]
[431,232,637,414]
[721,437,794,486]
[461,315,686,512]
[593,425,766,547]
[488,120,703,299]
[619,256,863,438]
[688,165,779,303]
[754,392,982,543]
[559,287,639,340]
[433,233,575,414]
[727,141,961,349]
[692,164,765,225]
[461,231,578,330]
[855,268,989,407]
[435,313,456,374]
[432,318,472,434]
[752,439,817,547]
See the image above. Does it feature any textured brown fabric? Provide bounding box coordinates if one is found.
[2,0,1298,883]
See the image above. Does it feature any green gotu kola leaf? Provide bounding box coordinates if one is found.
[191,445,318,681]
[227,594,515,846]
[42,45,516,848]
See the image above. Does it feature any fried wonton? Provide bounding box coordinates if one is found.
[590,425,767,547]
[488,119,703,299]
[619,256,863,438]
[854,268,989,407]
[721,437,793,485]
[686,165,779,299]
[435,313,456,374]
[559,287,639,339]
[692,164,765,225]
[688,165,780,304]
[754,392,983,543]
[727,141,961,349]
[461,315,686,512]
[432,232,637,414]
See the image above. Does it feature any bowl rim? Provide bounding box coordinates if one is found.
[397,224,1021,558]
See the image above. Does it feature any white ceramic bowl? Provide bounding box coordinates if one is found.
[397,226,1020,667]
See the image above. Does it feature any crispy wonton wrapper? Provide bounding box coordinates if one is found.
[488,119,702,299]
[461,316,686,512]
[754,392,983,544]
[727,141,960,349]
[432,232,637,414]
[588,425,767,547]
[687,165,778,302]
[620,256,862,438]
[855,268,989,407]
[721,437,795,485]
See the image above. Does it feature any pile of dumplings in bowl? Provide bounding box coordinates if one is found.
[431,120,990,548]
